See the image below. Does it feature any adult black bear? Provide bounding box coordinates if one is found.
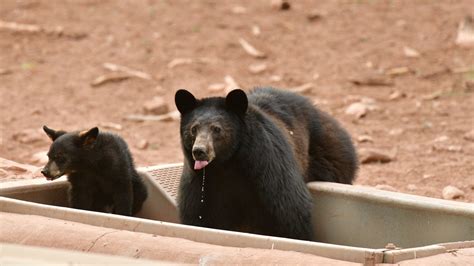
[41,126,148,216]
[175,87,357,241]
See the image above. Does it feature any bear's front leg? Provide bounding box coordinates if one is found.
[68,186,94,211]
[112,183,133,216]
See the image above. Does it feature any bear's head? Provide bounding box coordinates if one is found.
[41,126,99,180]
[175,89,248,170]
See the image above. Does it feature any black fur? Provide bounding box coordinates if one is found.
[41,126,148,216]
[175,87,358,241]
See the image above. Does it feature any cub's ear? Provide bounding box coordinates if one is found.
[175,89,197,114]
[43,125,66,141]
[226,89,248,116]
[78,127,99,147]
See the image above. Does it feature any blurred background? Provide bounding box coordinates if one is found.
[0,0,473,202]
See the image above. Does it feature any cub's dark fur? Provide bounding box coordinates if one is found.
[175,87,357,241]
[41,126,148,216]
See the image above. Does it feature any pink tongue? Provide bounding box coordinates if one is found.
[194,160,208,170]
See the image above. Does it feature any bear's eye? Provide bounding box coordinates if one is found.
[191,126,197,135]
[211,126,222,134]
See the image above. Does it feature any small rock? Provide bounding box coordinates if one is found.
[251,25,261,36]
[31,151,48,165]
[307,10,323,21]
[403,46,420,58]
[231,6,247,14]
[407,184,418,191]
[357,135,373,143]
[375,184,398,192]
[98,122,123,131]
[12,129,46,144]
[433,135,449,142]
[270,0,290,10]
[442,185,465,200]
[463,130,474,142]
[207,83,226,92]
[345,102,369,119]
[270,75,282,82]
[389,90,407,101]
[248,63,267,74]
[422,174,434,179]
[455,15,474,48]
[312,72,320,80]
[136,140,149,150]
[143,97,169,115]
[359,148,394,164]
[447,145,463,152]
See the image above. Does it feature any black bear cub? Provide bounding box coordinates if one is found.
[175,87,357,241]
[41,126,148,216]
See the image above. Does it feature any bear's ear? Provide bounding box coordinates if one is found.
[43,125,66,141]
[78,127,99,148]
[226,89,248,116]
[175,89,197,114]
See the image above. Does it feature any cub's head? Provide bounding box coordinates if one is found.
[175,89,248,170]
[41,126,99,180]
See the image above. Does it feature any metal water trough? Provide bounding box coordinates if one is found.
[1,163,473,264]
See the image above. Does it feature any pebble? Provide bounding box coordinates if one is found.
[442,185,465,200]
[143,96,169,115]
[359,148,394,164]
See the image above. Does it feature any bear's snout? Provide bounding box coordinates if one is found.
[192,146,208,161]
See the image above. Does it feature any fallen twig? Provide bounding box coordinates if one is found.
[420,67,451,79]
[103,63,152,80]
[0,20,87,39]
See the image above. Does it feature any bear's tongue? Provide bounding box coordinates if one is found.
[194,160,208,170]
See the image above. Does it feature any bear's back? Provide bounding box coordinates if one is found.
[248,87,357,184]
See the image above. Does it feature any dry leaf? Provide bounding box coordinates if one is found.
[386,66,412,76]
[455,15,474,48]
[207,83,226,92]
[248,63,267,74]
[167,58,193,69]
[224,75,240,93]
[91,74,130,87]
[403,46,420,58]
[289,83,313,94]
[238,38,266,59]
[103,63,152,80]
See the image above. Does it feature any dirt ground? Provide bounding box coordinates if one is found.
[1,0,473,202]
